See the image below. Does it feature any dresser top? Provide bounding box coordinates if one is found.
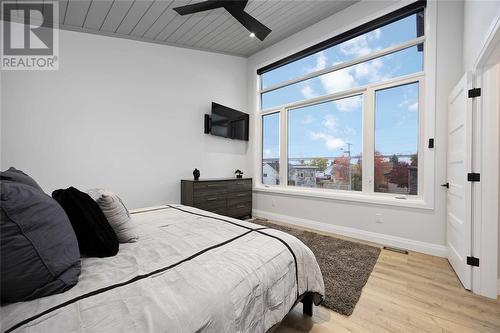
[181,177,252,182]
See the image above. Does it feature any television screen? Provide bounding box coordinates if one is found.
[210,102,249,141]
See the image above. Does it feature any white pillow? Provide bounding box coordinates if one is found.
[86,189,138,243]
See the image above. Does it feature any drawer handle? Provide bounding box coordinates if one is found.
[206,197,219,201]
[236,193,247,197]
[236,182,245,185]
[207,184,222,187]
[237,204,246,208]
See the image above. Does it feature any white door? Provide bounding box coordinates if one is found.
[446,73,473,289]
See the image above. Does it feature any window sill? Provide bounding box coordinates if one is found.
[253,185,433,210]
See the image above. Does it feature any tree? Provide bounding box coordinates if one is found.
[410,153,418,166]
[333,156,350,182]
[310,157,328,171]
[388,161,410,188]
[351,173,362,191]
[374,151,388,190]
[390,154,399,166]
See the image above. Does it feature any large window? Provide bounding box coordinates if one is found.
[288,95,363,191]
[259,3,426,199]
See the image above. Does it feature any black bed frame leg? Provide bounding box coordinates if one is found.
[301,292,313,317]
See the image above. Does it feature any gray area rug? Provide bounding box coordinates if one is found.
[253,219,381,316]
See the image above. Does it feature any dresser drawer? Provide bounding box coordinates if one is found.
[194,195,226,207]
[193,182,228,197]
[228,180,252,192]
[227,201,252,218]
[194,201,226,212]
[203,206,227,216]
[227,194,251,207]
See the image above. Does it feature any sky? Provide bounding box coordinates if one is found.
[262,13,422,161]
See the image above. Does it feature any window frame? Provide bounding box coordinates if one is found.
[254,1,437,210]
[260,72,425,196]
[261,111,281,186]
[260,37,425,97]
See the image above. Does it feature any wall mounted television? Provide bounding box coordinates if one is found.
[205,102,249,141]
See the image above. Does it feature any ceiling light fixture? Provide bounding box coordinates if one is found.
[249,32,255,38]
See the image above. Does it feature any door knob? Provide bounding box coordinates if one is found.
[441,182,449,189]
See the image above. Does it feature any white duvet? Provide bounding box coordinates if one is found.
[1,205,324,333]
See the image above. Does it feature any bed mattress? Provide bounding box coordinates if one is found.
[1,205,324,333]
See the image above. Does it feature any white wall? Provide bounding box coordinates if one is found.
[247,1,464,253]
[1,26,249,209]
[463,0,500,71]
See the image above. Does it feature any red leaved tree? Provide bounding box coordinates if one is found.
[388,161,410,188]
[374,151,388,190]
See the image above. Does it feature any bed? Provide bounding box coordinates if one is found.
[1,205,325,333]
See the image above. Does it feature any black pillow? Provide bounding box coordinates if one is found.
[1,181,81,304]
[0,167,44,192]
[52,187,119,257]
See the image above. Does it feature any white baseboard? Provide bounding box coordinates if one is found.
[252,209,447,258]
[498,279,500,295]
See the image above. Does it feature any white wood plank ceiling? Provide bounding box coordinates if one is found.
[16,0,358,57]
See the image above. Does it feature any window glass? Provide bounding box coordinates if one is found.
[262,113,280,185]
[374,82,419,195]
[261,12,423,89]
[287,95,363,191]
[261,45,423,110]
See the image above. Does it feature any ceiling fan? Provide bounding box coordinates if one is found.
[173,0,272,41]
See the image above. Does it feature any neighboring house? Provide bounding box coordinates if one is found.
[262,163,279,185]
[323,165,333,179]
[288,165,318,187]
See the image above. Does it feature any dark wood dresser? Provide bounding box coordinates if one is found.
[181,178,252,219]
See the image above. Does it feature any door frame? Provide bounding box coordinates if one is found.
[471,13,500,298]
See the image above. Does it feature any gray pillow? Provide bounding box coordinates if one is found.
[1,181,81,304]
[0,167,43,192]
[86,189,138,243]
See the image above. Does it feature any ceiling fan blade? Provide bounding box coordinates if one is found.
[225,7,271,41]
[173,1,225,16]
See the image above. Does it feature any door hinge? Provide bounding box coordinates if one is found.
[468,88,481,98]
[467,256,480,267]
[467,173,480,182]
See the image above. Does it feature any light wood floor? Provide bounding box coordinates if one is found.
[270,221,500,333]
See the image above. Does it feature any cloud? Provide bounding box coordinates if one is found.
[398,97,419,112]
[339,28,382,58]
[371,28,382,39]
[334,95,363,112]
[305,51,328,73]
[299,29,384,112]
[300,52,328,99]
[342,126,356,136]
[323,115,338,132]
[408,102,418,112]
[319,67,356,93]
[317,59,381,104]
[300,82,318,99]
[353,58,384,81]
[321,28,384,99]
[301,114,315,124]
[263,148,277,158]
[309,132,345,151]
